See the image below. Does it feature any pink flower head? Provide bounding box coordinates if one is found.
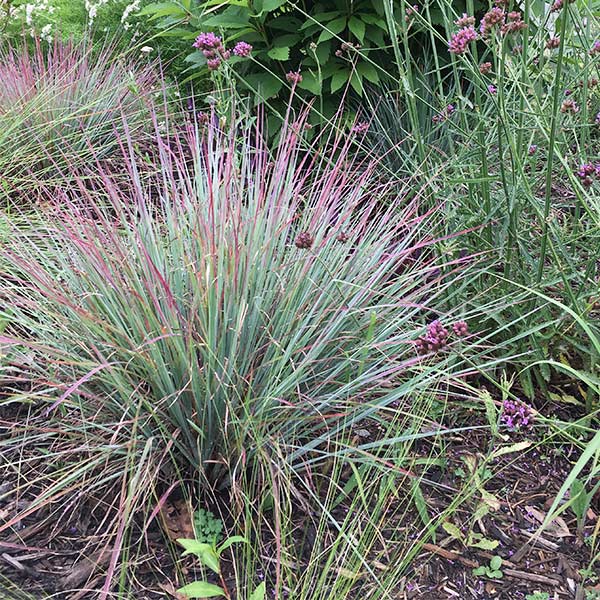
[488,84,497,94]
[452,320,469,336]
[233,41,253,57]
[351,121,369,134]
[448,26,478,55]
[591,40,600,56]
[480,7,505,36]
[528,144,538,155]
[455,13,475,27]
[415,319,450,355]
[193,32,222,51]
[207,58,221,71]
[501,399,534,430]
[479,61,492,74]
[286,71,303,85]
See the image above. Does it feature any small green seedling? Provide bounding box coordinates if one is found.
[176,535,265,600]
[193,507,224,545]
[442,521,499,551]
[525,592,550,600]
[472,555,503,579]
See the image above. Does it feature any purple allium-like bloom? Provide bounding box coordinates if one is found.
[595,111,600,125]
[546,36,560,49]
[591,40,600,55]
[416,319,450,354]
[576,163,598,187]
[207,58,221,71]
[455,13,475,27]
[286,70,303,84]
[480,7,505,36]
[448,26,478,55]
[193,32,222,50]
[561,98,579,113]
[233,41,253,57]
[501,399,534,430]
[479,61,493,74]
[488,84,497,94]
[452,320,469,336]
[528,144,537,155]
[295,231,314,249]
[351,121,369,134]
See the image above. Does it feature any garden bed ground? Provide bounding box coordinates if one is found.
[1,393,598,600]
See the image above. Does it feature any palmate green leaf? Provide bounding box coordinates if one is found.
[317,16,347,42]
[348,16,366,43]
[330,69,349,93]
[176,581,225,598]
[297,71,322,95]
[267,46,290,60]
[137,1,186,19]
[357,61,379,84]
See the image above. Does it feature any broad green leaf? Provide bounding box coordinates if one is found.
[177,539,220,574]
[297,71,322,95]
[357,61,379,84]
[138,2,186,18]
[218,535,248,553]
[317,16,347,42]
[348,16,366,43]
[267,46,290,60]
[249,582,266,600]
[491,440,532,459]
[330,69,349,93]
[490,556,503,570]
[441,521,465,544]
[350,70,363,95]
[569,479,588,520]
[177,581,225,598]
[242,73,284,99]
[470,537,500,551]
[257,0,287,11]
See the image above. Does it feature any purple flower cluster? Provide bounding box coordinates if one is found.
[455,13,475,27]
[452,320,469,336]
[528,144,538,155]
[351,121,369,134]
[416,319,470,355]
[480,7,505,36]
[432,104,455,123]
[233,41,253,57]
[448,26,478,55]
[501,399,533,430]
[416,320,449,354]
[193,32,252,71]
[591,40,600,56]
[286,71,303,85]
[576,162,600,187]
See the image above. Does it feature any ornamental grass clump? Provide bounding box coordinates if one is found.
[1,107,477,498]
[0,39,155,201]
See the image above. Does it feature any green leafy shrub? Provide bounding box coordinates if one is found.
[140,0,407,115]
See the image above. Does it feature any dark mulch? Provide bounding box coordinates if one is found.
[1,388,598,599]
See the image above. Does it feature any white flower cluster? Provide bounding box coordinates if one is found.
[12,0,56,41]
[121,0,141,30]
[0,0,144,42]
